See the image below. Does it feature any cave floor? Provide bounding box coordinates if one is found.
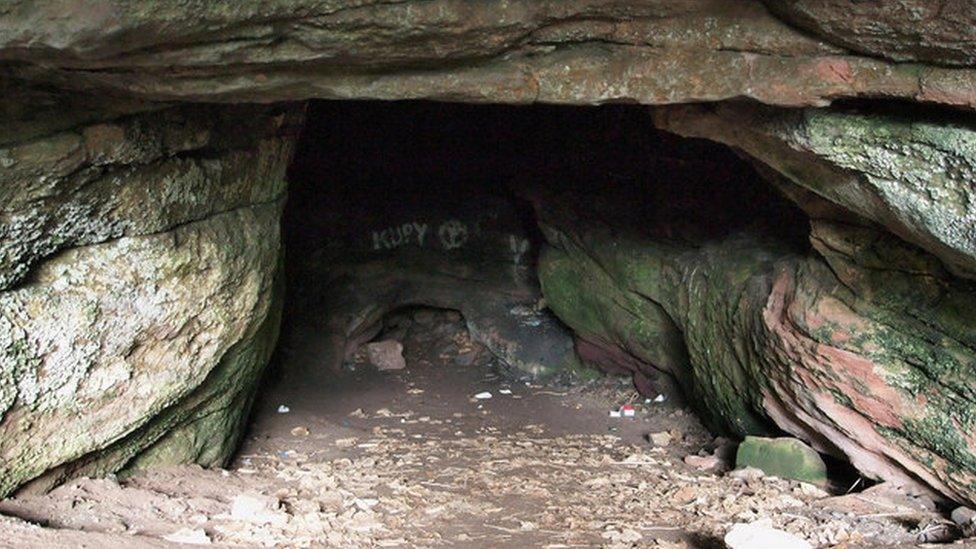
[0,315,951,548]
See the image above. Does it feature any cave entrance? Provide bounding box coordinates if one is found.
[229,100,823,546]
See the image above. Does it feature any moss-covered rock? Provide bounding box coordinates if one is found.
[0,103,301,498]
[736,436,828,486]
[536,150,976,504]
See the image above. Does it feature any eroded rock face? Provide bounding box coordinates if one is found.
[765,0,976,66]
[536,159,976,504]
[283,181,579,379]
[0,103,302,497]
[653,103,976,280]
[2,1,976,108]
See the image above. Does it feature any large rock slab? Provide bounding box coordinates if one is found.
[0,103,302,497]
[2,1,976,108]
[0,204,283,496]
[654,103,976,279]
[0,102,303,291]
[765,0,976,66]
[736,436,828,486]
[536,165,976,504]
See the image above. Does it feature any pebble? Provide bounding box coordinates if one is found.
[728,466,765,482]
[684,454,721,471]
[649,431,672,447]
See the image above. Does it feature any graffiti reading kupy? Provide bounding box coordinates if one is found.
[371,222,430,250]
[370,219,471,251]
[437,219,469,250]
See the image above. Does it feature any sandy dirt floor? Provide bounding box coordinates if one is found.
[0,312,967,548]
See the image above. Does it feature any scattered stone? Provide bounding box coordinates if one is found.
[276,405,290,414]
[724,520,811,549]
[735,436,827,486]
[163,528,212,545]
[796,482,829,499]
[366,340,406,371]
[728,466,765,483]
[354,498,380,511]
[671,485,698,504]
[290,426,309,437]
[684,454,721,472]
[649,431,672,447]
[474,392,492,400]
[603,526,642,543]
[229,493,285,525]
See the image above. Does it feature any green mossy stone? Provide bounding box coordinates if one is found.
[736,436,828,486]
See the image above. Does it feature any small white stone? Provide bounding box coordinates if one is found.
[474,391,492,399]
[725,520,811,549]
[229,493,285,525]
[649,431,672,447]
[163,528,211,545]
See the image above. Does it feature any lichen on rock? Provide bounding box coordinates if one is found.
[0,102,302,497]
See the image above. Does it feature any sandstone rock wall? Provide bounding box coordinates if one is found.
[0,103,303,497]
[2,0,976,507]
[536,104,976,503]
[1,1,975,108]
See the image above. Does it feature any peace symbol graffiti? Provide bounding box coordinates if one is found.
[438,220,469,250]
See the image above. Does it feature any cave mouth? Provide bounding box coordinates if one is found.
[241,99,816,458]
[270,99,811,391]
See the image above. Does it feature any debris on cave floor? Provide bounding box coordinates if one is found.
[0,312,967,548]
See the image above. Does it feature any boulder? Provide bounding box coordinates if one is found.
[0,103,302,497]
[765,0,976,66]
[535,132,976,504]
[735,436,828,486]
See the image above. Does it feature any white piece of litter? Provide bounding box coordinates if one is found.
[276,404,290,413]
[474,392,493,400]
[653,394,666,403]
[609,410,622,418]
[499,389,513,395]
